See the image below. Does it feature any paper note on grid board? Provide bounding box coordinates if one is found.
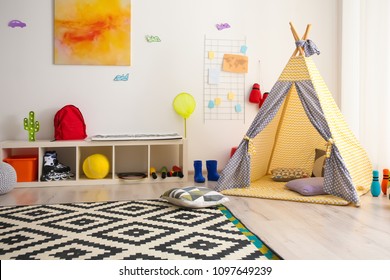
[222,54,248,73]
[208,68,221,84]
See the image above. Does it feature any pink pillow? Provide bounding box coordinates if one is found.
[285,177,325,196]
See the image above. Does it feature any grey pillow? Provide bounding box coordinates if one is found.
[285,177,326,196]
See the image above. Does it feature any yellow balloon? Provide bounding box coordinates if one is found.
[173,93,196,119]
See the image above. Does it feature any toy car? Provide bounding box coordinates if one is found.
[8,20,26,28]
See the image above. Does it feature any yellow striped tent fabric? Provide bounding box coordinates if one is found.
[305,57,372,191]
[267,82,326,174]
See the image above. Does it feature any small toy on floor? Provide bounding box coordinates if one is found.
[381,169,388,195]
[371,170,381,197]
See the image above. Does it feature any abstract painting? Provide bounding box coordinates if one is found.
[54,0,131,66]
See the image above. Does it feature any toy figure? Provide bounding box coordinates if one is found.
[170,165,184,178]
[160,166,168,179]
[150,167,157,179]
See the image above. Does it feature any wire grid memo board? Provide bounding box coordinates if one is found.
[203,36,246,122]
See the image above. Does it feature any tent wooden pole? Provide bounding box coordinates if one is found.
[289,22,299,39]
[290,22,312,57]
[293,24,311,56]
[290,23,303,56]
[290,22,305,56]
[302,24,312,40]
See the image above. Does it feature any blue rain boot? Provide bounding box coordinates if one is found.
[206,160,220,181]
[193,160,205,183]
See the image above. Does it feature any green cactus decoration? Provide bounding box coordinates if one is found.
[23,111,40,141]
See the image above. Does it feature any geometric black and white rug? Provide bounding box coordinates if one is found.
[0,199,280,260]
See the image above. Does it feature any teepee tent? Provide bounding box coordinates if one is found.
[215,23,372,206]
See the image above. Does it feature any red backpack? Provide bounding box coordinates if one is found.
[54,105,87,140]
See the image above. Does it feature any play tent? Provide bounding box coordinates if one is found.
[215,23,372,206]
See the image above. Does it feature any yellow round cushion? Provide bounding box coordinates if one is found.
[82,154,110,179]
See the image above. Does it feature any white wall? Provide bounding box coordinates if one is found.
[0,0,339,171]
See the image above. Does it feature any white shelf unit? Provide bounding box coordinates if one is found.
[0,139,188,187]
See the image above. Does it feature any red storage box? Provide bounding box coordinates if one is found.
[3,155,38,182]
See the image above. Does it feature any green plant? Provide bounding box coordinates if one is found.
[23,111,40,141]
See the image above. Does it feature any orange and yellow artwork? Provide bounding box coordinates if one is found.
[54,0,131,66]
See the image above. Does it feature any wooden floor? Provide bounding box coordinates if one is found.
[1,180,390,260]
